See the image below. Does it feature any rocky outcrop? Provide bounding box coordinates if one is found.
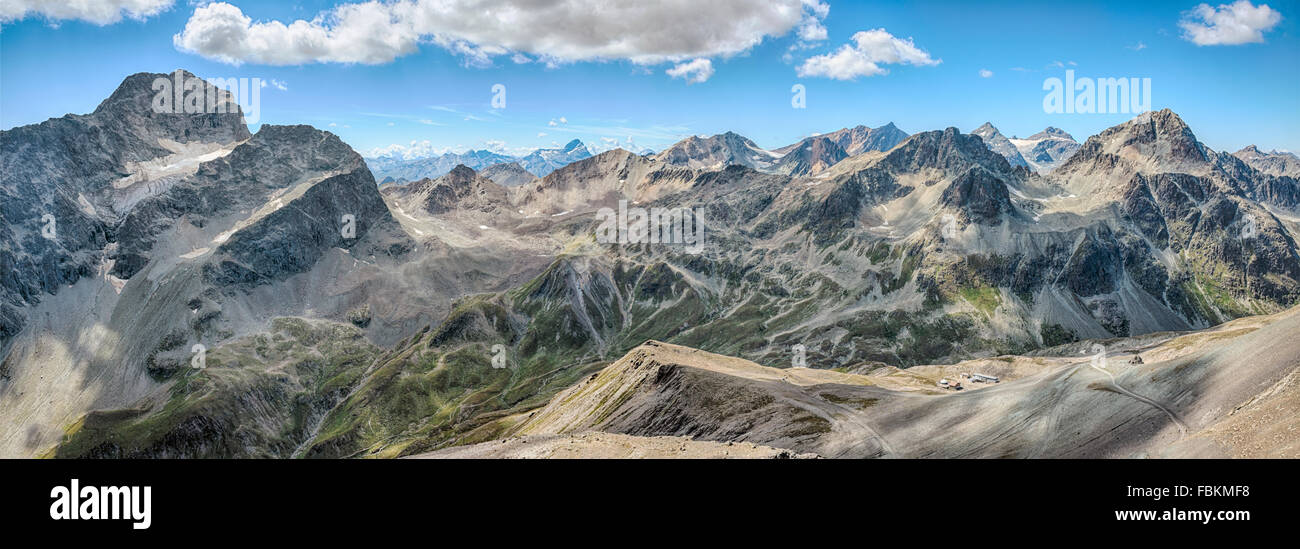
[940,166,1014,224]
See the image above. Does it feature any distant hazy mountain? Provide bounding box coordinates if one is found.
[1233,145,1300,178]
[516,139,593,177]
[1008,127,1080,173]
[366,139,591,182]
[971,122,1029,168]
[479,161,540,186]
[366,149,515,183]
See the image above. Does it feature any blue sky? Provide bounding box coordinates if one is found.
[2,0,1297,157]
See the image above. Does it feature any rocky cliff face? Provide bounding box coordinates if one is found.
[0,70,250,343]
[0,71,417,457]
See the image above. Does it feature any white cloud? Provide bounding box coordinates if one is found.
[548,117,568,126]
[589,135,642,154]
[365,140,450,159]
[795,1,830,42]
[174,0,827,68]
[979,68,993,78]
[270,79,288,91]
[1180,0,1282,45]
[537,132,547,137]
[666,58,714,84]
[173,2,417,65]
[1129,41,1148,51]
[796,28,939,80]
[797,19,828,42]
[0,0,173,25]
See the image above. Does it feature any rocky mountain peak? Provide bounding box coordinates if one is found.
[970,123,1029,168]
[773,135,848,176]
[1233,144,1300,178]
[1058,110,1197,176]
[445,164,478,182]
[1030,126,1075,141]
[92,69,251,145]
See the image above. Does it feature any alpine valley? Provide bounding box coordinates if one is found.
[2,71,1298,459]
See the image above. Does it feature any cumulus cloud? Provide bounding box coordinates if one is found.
[1180,0,1282,45]
[174,0,826,67]
[366,140,449,159]
[979,68,993,78]
[796,28,939,80]
[0,0,173,24]
[666,58,714,84]
[795,0,830,42]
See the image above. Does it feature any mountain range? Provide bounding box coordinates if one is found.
[366,138,594,184]
[2,70,1297,459]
